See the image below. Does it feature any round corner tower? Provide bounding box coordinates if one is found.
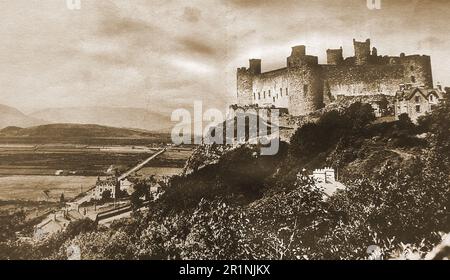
[236,59,261,106]
[286,46,324,116]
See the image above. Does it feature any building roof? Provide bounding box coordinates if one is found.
[96,177,117,187]
[396,87,445,101]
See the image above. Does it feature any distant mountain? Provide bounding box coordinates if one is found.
[0,123,163,138]
[0,104,46,129]
[30,107,173,132]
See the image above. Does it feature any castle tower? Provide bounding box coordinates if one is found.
[354,38,371,65]
[236,59,261,106]
[287,45,318,67]
[287,46,323,116]
[326,47,344,65]
[249,59,261,75]
[398,55,433,88]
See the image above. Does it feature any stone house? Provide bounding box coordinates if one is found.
[119,178,134,195]
[93,177,118,200]
[312,167,336,183]
[394,85,446,122]
[311,167,346,197]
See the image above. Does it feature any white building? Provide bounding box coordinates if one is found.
[311,167,345,197]
[119,178,134,195]
[93,177,117,200]
[312,167,336,183]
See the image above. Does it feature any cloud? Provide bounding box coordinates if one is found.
[178,37,217,57]
[226,0,286,8]
[182,7,202,23]
[98,17,158,37]
[1,0,450,117]
[418,36,447,49]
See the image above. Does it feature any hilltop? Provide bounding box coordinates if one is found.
[0,123,159,138]
[0,124,172,139]
[0,123,172,145]
[0,104,45,129]
[30,107,173,133]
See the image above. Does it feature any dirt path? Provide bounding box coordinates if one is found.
[389,149,414,161]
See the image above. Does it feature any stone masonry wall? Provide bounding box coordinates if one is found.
[288,65,324,116]
[236,69,253,106]
[322,64,405,97]
[252,68,289,108]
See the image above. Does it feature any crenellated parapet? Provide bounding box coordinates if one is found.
[236,38,434,117]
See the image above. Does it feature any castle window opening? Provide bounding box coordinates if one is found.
[253,93,256,100]
[258,92,261,100]
[411,76,416,83]
[415,105,421,113]
[273,97,275,102]
[415,96,420,103]
[430,95,434,102]
[286,88,288,96]
[264,92,266,99]
[303,84,308,96]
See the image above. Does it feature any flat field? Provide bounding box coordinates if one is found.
[0,176,98,202]
[0,144,158,176]
[0,141,195,202]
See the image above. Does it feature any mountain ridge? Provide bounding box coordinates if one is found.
[0,104,46,129]
[0,123,166,138]
[29,106,173,133]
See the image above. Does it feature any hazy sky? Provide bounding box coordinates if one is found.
[1,0,449,114]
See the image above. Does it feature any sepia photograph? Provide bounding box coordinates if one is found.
[0,0,449,266]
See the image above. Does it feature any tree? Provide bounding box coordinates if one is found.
[130,181,150,211]
[60,193,65,205]
[397,113,414,131]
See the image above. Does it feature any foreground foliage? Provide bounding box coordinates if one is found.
[1,102,449,260]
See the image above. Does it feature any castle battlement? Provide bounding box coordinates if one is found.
[313,167,335,173]
[312,167,336,184]
[236,38,433,116]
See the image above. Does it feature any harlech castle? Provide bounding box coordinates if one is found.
[236,38,434,116]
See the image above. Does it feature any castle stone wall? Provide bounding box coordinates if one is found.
[322,64,405,97]
[288,65,323,116]
[236,68,253,106]
[399,55,433,88]
[236,39,434,117]
[252,68,289,108]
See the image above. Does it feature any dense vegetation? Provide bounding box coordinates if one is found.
[1,102,449,260]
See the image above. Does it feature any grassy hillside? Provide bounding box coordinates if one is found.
[0,123,172,144]
[1,123,156,138]
[2,101,449,260]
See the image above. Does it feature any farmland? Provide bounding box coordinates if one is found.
[0,144,195,203]
[0,144,156,176]
[0,124,195,205]
[0,176,98,202]
[0,144,192,176]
